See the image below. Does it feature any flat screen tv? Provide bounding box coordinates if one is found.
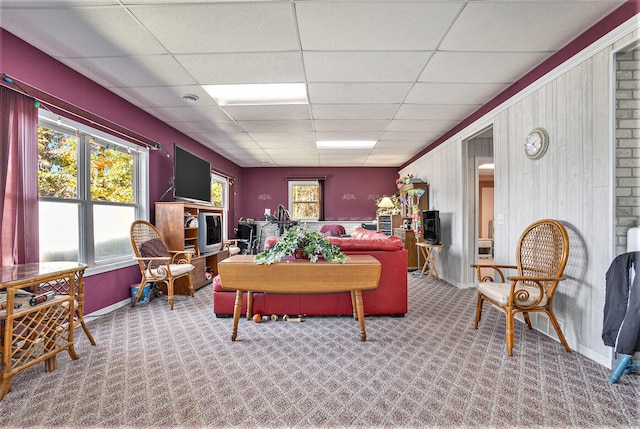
[173,144,212,205]
[198,212,223,254]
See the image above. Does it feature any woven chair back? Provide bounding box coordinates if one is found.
[516,219,569,296]
[130,220,162,257]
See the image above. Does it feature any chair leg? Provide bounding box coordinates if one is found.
[523,312,532,329]
[506,310,515,356]
[546,308,571,352]
[474,293,484,329]
[167,280,175,310]
[131,280,146,307]
[187,272,195,298]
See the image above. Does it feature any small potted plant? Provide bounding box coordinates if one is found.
[254,226,348,265]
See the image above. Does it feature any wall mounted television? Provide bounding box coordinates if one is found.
[173,144,212,206]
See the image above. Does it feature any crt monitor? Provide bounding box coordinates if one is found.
[198,212,222,254]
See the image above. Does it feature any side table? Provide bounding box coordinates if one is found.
[0,262,88,401]
[416,242,444,283]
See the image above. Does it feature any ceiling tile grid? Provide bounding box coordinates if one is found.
[0,0,626,167]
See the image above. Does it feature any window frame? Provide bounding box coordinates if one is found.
[211,172,230,240]
[288,180,321,221]
[38,110,149,276]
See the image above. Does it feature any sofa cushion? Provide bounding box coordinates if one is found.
[351,227,389,239]
[328,235,404,252]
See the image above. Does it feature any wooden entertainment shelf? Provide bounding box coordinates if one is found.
[155,202,228,294]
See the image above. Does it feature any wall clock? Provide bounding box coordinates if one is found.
[524,127,549,160]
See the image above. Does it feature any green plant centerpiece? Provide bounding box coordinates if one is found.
[254,226,348,265]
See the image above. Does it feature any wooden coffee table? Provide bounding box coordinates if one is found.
[218,254,381,341]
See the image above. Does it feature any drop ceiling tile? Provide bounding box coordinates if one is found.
[419,52,548,84]
[441,2,623,52]
[129,3,298,53]
[405,83,510,105]
[296,2,462,50]
[311,104,400,120]
[169,121,244,134]
[395,104,479,120]
[313,120,390,133]
[247,132,315,142]
[308,83,412,104]
[65,55,196,89]
[375,140,432,152]
[189,132,254,144]
[386,119,457,133]
[0,6,165,58]
[176,52,304,85]
[381,131,442,141]
[223,105,311,121]
[108,85,216,108]
[257,141,317,150]
[314,132,384,142]
[238,120,312,133]
[143,106,231,123]
[304,51,431,83]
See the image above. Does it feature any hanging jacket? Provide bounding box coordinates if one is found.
[602,251,640,355]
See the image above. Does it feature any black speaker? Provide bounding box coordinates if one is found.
[423,210,441,244]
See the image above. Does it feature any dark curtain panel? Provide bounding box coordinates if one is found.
[318,179,325,221]
[0,86,39,265]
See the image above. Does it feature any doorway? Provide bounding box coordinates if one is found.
[462,126,494,286]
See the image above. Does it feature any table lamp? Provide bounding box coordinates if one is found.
[377,196,395,214]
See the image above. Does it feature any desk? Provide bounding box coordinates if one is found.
[0,262,87,401]
[218,255,381,342]
[416,242,444,282]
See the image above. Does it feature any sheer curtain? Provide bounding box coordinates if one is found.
[0,86,39,265]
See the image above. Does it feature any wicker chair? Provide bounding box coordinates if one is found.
[471,219,570,356]
[130,220,195,310]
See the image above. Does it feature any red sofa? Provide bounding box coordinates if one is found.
[212,227,408,317]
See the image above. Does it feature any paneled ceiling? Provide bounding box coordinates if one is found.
[0,0,626,167]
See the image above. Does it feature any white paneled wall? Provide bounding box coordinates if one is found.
[401,25,640,367]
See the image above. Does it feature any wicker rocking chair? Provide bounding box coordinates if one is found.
[130,220,195,310]
[471,219,570,356]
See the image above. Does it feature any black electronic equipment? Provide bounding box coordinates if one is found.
[423,210,441,244]
[173,144,212,206]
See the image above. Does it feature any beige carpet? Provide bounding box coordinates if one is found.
[0,273,638,428]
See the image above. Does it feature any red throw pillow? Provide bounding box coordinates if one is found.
[139,238,170,268]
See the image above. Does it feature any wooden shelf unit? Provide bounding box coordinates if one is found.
[399,182,429,220]
[155,202,229,294]
[393,228,419,270]
[377,214,402,236]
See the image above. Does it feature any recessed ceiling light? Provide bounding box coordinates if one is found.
[202,83,308,106]
[478,163,494,170]
[181,94,199,103]
[316,140,377,149]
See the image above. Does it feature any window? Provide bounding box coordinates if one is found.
[37,111,148,273]
[288,181,320,220]
[211,173,232,239]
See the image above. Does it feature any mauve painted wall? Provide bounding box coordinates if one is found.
[240,167,399,222]
[0,29,242,313]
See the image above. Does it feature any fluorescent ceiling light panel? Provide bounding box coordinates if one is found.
[316,140,377,149]
[478,163,494,169]
[203,83,308,106]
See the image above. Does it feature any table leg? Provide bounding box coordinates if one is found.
[246,291,253,320]
[350,291,357,320]
[429,248,442,282]
[419,247,429,278]
[353,290,367,342]
[231,290,243,341]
